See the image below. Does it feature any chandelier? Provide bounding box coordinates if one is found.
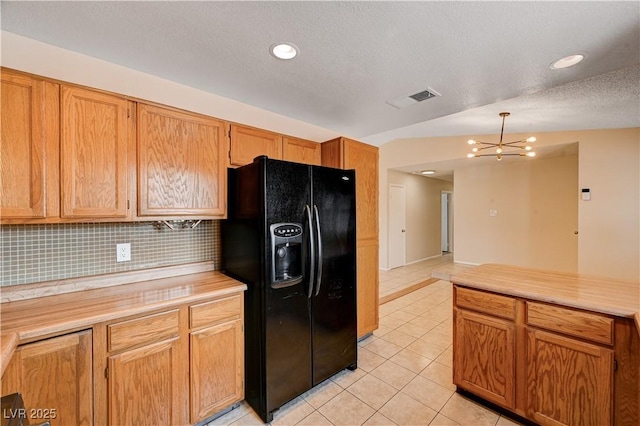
[467,112,536,161]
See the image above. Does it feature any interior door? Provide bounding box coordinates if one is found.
[388,184,406,269]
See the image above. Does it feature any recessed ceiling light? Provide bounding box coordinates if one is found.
[270,42,299,60]
[550,54,585,70]
[421,170,435,175]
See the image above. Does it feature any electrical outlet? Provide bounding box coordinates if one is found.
[116,243,131,262]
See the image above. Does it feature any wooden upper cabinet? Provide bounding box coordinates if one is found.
[137,104,227,216]
[283,136,321,165]
[229,124,282,166]
[344,139,379,241]
[61,86,129,218]
[1,70,58,219]
[322,137,379,241]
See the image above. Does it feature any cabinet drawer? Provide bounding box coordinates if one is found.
[526,302,613,345]
[190,295,242,330]
[108,309,180,352]
[455,287,516,320]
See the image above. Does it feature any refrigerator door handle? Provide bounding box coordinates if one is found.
[305,205,315,298]
[313,205,323,296]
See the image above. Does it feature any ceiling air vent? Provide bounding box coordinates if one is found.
[409,89,439,102]
[387,87,441,109]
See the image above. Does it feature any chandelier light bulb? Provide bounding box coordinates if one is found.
[496,148,502,154]
[497,154,503,161]
[527,137,536,143]
[472,147,478,152]
[467,139,476,145]
[527,152,536,157]
[467,153,475,158]
[525,146,532,151]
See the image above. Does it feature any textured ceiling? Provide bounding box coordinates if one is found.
[2,1,639,146]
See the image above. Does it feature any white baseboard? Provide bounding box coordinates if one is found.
[453,260,482,266]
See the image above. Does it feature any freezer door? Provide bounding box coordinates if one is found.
[263,159,314,413]
[311,166,357,385]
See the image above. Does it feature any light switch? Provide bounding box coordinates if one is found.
[489,209,498,217]
[581,188,591,201]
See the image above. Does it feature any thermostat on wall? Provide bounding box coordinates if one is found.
[581,188,591,201]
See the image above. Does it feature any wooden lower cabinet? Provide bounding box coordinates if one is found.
[356,239,379,337]
[190,319,243,422]
[1,330,93,426]
[526,328,613,426]
[97,294,244,425]
[108,337,184,425]
[454,308,515,409]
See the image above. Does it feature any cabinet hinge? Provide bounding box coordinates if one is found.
[127,108,131,118]
[105,367,109,379]
[613,359,618,372]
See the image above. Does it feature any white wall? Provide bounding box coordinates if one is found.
[454,153,578,272]
[578,136,640,281]
[380,128,640,282]
[0,31,339,142]
[387,170,453,264]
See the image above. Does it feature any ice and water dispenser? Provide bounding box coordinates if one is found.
[270,223,303,288]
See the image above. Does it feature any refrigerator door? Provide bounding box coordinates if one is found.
[311,166,357,385]
[263,159,314,414]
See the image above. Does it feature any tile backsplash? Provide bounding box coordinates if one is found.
[1,221,220,287]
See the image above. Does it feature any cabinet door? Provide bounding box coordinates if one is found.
[190,319,243,423]
[527,328,613,426]
[61,86,129,218]
[357,240,379,337]
[454,309,516,409]
[1,72,49,218]
[343,139,378,241]
[108,338,184,426]
[283,137,321,165]
[1,330,93,426]
[137,104,226,216]
[229,125,282,166]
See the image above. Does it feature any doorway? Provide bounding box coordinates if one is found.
[441,191,453,254]
[388,184,406,269]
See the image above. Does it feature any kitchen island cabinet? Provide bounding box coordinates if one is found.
[1,270,246,426]
[322,137,379,337]
[452,264,639,426]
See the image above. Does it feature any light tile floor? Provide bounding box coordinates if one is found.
[379,254,472,300]
[209,275,523,426]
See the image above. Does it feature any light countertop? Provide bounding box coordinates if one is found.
[0,271,246,377]
[451,263,639,321]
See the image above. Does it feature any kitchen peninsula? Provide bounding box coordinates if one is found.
[451,264,639,426]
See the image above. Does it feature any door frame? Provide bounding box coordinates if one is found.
[388,184,406,269]
[441,191,453,253]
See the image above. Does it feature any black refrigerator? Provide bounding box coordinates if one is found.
[222,156,357,423]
